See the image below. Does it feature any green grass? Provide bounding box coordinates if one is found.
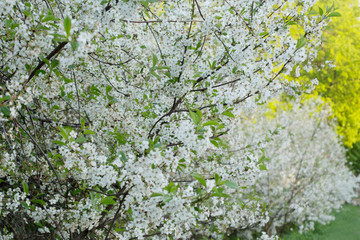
[281,204,360,240]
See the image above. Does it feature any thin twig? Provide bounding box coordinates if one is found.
[99,64,129,97]
[104,191,128,240]
[14,119,61,184]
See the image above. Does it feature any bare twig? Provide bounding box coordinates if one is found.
[14,119,61,184]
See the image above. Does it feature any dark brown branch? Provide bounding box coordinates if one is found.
[214,32,237,63]
[148,96,185,139]
[88,52,135,66]
[104,191,129,240]
[191,77,241,92]
[194,0,205,20]
[24,41,68,87]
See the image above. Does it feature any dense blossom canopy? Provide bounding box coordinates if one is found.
[0,0,336,239]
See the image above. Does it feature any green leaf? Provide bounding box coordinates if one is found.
[191,173,207,187]
[31,199,46,206]
[106,85,113,94]
[152,54,158,67]
[0,96,10,103]
[23,10,31,17]
[20,201,29,209]
[52,140,66,146]
[224,181,238,189]
[212,187,231,198]
[296,36,306,49]
[215,173,221,185]
[75,137,88,143]
[40,57,50,66]
[51,59,60,69]
[150,193,163,197]
[318,7,324,16]
[222,111,235,118]
[101,196,117,205]
[80,118,86,129]
[189,110,201,125]
[64,16,71,38]
[196,109,202,121]
[328,12,341,17]
[163,194,172,203]
[0,106,10,117]
[140,1,149,7]
[259,164,267,171]
[84,129,95,135]
[42,15,60,22]
[58,127,68,140]
[71,41,79,51]
[22,181,29,195]
[203,120,219,126]
[210,139,219,148]
[286,21,297,26]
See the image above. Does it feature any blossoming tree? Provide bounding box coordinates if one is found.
[0,0,331,239]
[233,99,359,236]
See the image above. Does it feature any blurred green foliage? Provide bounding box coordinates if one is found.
[346,141,360,176]
[300,0,360,147]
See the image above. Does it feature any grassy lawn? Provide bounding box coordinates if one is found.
[281,204,360,240]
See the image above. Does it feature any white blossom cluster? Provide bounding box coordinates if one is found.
[0,0,330,239]
[233,98,360,236]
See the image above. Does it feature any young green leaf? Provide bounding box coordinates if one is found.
[52,140,66,146]
[150,193,163,197]
[222,111,235,118]
[189,110,201,125]
[152,54,158,67]
[210,139,219,148]
[296,36,306,49]
[101,196,117,205]
[259,164,267,171]
[31,199,46,206]
[203,120,219,126]
[84,129,95,135]
[22,181,29,195]
[0,107,10,117]
[64,16,71,38]
[191,173,207,187]
[75,137,88,143]
[328,12,341,17]
[58,127,68,140]
[224,181,238,189]
[162,194,173,203]
[42,15,60,22]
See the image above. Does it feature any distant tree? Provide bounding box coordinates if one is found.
[233,98,359,236]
